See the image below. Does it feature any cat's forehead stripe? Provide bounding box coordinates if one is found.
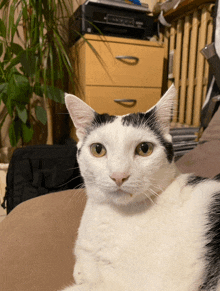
[77,113,118,153]
[121,108,156,127]
[85,112,117,137]
[92,112,117,127]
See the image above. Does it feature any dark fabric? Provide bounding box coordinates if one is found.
[2,143,83,214]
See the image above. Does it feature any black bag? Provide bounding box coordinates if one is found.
[1,142,83,214]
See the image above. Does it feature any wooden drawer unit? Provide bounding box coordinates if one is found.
[87,87,163,115]
[70,34,164,115]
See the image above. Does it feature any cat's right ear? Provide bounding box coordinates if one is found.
[65,94,95,140]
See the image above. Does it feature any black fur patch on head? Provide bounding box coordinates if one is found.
[121,109,174,163]
[187,175,208,186]
[200,191,220,290]
[77,113,117,156]
[122,111,156,128]
[92,113,117,128]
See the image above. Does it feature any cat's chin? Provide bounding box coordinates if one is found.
[104,189,132,205]
[87,186,149,207]
[107,189,148,206]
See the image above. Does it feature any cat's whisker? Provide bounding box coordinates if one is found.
[149,188,160,197]
[144,193,155,205]
[57,175,83,188]
[67,184,86,205]
[147,179,166,188]
[149,183,166,194]
[64,166,80,171]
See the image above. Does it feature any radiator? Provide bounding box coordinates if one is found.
[162,3,214,127]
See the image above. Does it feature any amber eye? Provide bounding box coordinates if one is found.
[90,143,106,157]
[135,142,154,157]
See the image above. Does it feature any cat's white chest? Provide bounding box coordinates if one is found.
[77,200,139,263]
[74,182,207,290]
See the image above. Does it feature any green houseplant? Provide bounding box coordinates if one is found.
[0,0,75,147]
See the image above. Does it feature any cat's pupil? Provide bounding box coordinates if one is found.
[96,144,103,154]
[140,143,149,153]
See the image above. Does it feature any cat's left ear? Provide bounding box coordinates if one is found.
[154,84,176,134]
[65,94,96,140]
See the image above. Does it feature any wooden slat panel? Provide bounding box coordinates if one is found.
[193,7,209,126]
[185,10,199,125]
[163,27,170,93]
[173,19,183,122]
[179,15,190,123]
[202,6,213,104]
[163,4,213,126]
[168,25,176,88]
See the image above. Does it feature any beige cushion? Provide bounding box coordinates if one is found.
[176,106,220,178]
[0,189,87,291]
[199,106,220,142]
[176,140,220,178]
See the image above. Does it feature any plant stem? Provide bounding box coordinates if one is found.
[0,65,7,81]
[44,96,53,145]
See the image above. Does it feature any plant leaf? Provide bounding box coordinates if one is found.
[11,8,23,42]
[0,0,9,10]
[16,105,28,123]
[35,106,47,125]
[0,84,8,105]
[0,111,8,129]
[33,83,44,97]
[2,93,14,117]
[0,18,6,38]
[6,66,19,80]
[9,120,21,147]
[4,46,13,62]
[46,86,64,104]
[8,73,30,103]
[8,3,15,41]
[21,123,34,143]
[10,43,24,55]
[20,50,38,77]
[0,82,8,94]
[6,54,23,71]
[0,42,3,57]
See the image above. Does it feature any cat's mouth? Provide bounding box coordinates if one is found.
[106,188,134,205]
[115,189,133,197]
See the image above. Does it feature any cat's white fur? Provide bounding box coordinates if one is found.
[60,85,220,291]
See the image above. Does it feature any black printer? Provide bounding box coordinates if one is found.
[69,0,156,47]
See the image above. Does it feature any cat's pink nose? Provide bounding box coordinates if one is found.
[110,172,130,187]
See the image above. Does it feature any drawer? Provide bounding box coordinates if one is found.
[86,86,161,115]
[85,40,164,87]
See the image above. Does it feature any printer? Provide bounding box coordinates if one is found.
[69,0,157,46]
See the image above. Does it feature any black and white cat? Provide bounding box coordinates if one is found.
[61,85,220,291]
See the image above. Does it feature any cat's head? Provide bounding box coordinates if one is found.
[65,85,177,206]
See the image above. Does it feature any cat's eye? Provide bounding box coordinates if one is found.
[135,142,154,157]
[90,143,106,157]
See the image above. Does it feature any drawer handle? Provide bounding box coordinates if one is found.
[114,99,137,103]
[114,99,137,108]
[115,55,139,64]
